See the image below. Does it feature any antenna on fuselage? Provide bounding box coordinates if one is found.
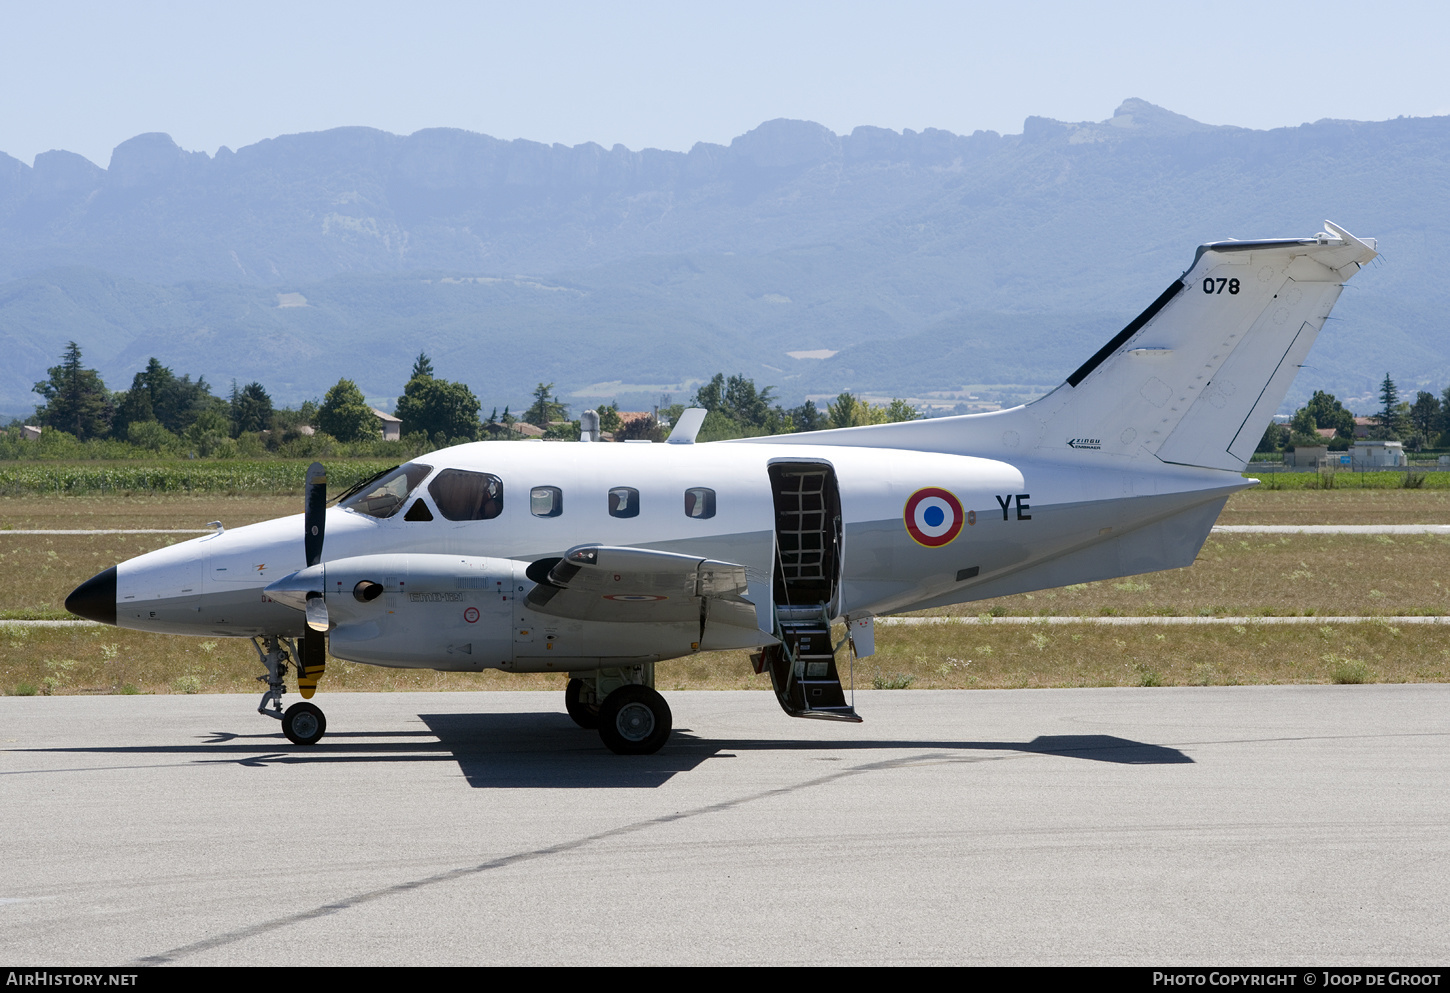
[580,409,600,443]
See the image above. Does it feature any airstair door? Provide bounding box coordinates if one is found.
[759,462,860,722]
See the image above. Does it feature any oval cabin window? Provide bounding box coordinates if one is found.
[608,486,639,519]
[684,487,716,519]
[531,486,563,518]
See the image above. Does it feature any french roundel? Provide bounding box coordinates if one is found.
[904,487,964,548]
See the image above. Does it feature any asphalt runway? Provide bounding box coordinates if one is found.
[3,686,1448,966]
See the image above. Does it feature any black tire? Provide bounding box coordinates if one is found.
[282,701,326,745]
[564,678,600,729]
[597,685,672,755]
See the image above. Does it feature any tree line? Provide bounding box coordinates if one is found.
[8,343,923,457]
[1260,374,1450,454]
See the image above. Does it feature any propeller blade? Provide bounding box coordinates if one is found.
[305,461,327,568]
[298,631,327,699]
[305,593,329,632]
[301,463,329,698]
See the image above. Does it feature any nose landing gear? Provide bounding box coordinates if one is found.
[252,634,328,745]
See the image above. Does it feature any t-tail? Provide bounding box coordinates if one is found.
[756,221,1378,469]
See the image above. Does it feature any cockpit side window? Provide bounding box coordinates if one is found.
[340,463,434,519]
[430,469,504,521]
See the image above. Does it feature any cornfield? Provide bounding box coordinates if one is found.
[0,461,397,496]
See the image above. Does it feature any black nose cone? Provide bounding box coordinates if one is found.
[66,566,117,626]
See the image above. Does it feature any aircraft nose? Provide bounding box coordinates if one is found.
[66,566,117,626]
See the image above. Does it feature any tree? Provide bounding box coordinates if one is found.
[229,381,274,436]
[115,358,218,436]
[410,352,434,381]
[596,402,623,435]
[1409,391,1440,447]
[187,406,232,456]
[788,400,824,433]
[1287,406,1321,448]
[317,379,378,442]
[827,393,881,428]
[823,393,922,429]
[618,414,664,442]
[691,373,796,435]
[33,342,113,440]
[1304,391,1355,439]
[882,398,923,422]
[110,381,154,440]
[1375,374,1401,438]
[692,373,783,431]
[1256,421,1289,453]
[395,376,480,442]
[524,383,567,427]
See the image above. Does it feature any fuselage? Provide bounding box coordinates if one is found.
[84,436,1250,662]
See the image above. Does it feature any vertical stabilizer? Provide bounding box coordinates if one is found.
[1046,222,1377,470]
[732,223,1377,468]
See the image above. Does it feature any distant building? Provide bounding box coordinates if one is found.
[1351,440,1406,467]
[1285,446,1329,467]
[370,408,401,442]
[20,425,41,441]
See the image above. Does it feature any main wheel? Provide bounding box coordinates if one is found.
[598,685,672,755]
[282,701,326,745]
[564,678,600,729]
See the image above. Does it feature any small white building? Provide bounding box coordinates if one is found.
[370,408,402,442]
[1351,440,1406,468]
[20,425,42,441]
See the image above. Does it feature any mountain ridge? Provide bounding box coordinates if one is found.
[0,101,1444,417]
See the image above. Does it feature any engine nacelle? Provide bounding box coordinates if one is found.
[301,552,763,673]
[320,553,518,670]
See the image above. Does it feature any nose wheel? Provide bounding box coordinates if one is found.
[252,635,329,745]
[282,702,327,746]
[598,685,672,755]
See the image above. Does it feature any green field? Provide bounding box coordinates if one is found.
[0,460,396,496]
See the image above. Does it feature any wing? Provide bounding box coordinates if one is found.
[525,544,769,649]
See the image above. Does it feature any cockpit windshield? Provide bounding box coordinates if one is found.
[339,463,434,519]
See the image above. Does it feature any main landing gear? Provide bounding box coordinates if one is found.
[252,634,328,745]
[566,665,672,755]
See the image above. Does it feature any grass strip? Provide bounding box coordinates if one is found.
[3,619,1445,697]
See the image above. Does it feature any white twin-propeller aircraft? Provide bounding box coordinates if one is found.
[66,223,1378,754]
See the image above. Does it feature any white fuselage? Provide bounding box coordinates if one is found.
[110,437,1249,671]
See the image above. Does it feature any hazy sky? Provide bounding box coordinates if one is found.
[2,0,1446,167]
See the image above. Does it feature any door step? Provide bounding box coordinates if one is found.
[757,618,861,723]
